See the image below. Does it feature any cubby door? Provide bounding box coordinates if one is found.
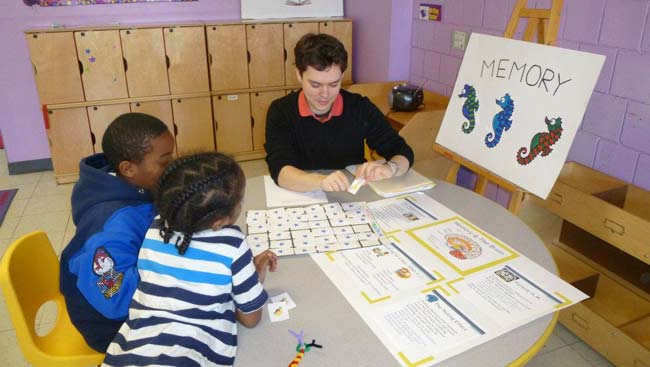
[246,23,285,88]
[319,21,353,84]
[46,108,93,176]
[87,104,131,153]
[130,100,176,154]
[163,26,209,94]
[207,24,249,91]
[120,28,170,97]
[284,22,319,87]
[250,91,284,151]
[26,32,84,105]
[213,94,252,154]
[74,30,128,101]
[172,97,215,156]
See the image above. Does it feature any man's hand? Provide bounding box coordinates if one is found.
[253,250,278,283]
[356,160,394,182]
[320,170,350,192]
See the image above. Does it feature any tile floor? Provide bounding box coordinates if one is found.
[0,150,614,366]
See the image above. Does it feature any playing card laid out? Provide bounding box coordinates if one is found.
[271,292,296,310]
[267,302,290,322]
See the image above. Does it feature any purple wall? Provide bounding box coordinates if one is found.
[0,1,240,165]
[409,0,650,193]
[345,0,412,83]
[1,0,410,168]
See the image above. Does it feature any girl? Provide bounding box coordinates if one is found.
[103,152,278,367]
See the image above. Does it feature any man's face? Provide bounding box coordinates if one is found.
[129,130,175,191]
[297,64,343,116]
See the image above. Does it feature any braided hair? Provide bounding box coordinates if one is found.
[154,152,246,255]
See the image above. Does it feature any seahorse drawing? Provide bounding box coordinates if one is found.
[485,93,514,148]
[516,116,564,165]
[458,84,479,134]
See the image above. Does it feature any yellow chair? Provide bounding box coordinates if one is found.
[0,231,104,367]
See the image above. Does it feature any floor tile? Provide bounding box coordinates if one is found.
[3,198,28,220]
[536,331,567,355]
[553,323,581,345]
[0,329,29,367]
[23,193,71,215]
[8,183,37,201]
[0,217,19,240]
[0,171,42,188]
[240,159,269,178]
[527,345,592,367]
[33,174,74,197]
[0,294,14,332]
[13,212,70,239]
[570,341,615,367]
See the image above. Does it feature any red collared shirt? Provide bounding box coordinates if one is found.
[298,91,344,123]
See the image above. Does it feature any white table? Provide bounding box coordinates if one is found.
[234,175,555,367]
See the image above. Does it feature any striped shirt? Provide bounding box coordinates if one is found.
[102,222,268,367]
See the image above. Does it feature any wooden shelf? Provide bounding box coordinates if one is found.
[533,162,650,366]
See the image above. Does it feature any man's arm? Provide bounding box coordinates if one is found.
[278,165,350,192]
[356,154,410,182]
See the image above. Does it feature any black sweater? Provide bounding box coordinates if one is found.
[265,89,414,183]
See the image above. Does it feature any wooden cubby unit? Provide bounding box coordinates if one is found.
[26,18,353,183]
[532,162,650,367]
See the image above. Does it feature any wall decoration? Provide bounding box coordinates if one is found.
[419,3,442,21]
[241,0,342,19]
[436,33,604,199]
[25,0,196,6]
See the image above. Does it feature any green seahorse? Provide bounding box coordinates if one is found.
[458,84,479,134]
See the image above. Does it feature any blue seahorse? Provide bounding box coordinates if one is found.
[458,84,479,134]
[485,93,514,148]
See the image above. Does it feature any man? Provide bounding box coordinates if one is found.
[265,33,414,192]
[60,113,175,351]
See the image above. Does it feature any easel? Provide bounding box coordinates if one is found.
[433,0,563,214]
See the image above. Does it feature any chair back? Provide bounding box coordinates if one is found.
[0,231,104,367]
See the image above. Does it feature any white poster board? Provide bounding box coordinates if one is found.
[241,0,343,20]
[312,194,589,366]
[436,33,604,199]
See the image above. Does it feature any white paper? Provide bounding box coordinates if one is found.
[263,175,328,208]
[311,196,589,366]
[241,0,343,19]
[436,33,604,199]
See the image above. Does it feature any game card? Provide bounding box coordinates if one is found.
[348,177,365,195]
[267,302,290,322]
[271,292,297,310]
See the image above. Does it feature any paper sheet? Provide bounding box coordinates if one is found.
[263,175,328,208]
[312,195,588,366]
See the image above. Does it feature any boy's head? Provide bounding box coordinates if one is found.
[294,33,348,116]
[102,112,175,191]
[155,152,246,255]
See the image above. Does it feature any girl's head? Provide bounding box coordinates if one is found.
[155,152,246,255]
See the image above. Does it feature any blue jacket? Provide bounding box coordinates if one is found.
[60,153,155,352]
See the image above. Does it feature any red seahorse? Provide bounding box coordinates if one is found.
[516,116,563,165]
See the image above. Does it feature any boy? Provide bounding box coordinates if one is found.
[59,112,175,352]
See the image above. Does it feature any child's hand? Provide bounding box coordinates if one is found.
[253,250,278,283]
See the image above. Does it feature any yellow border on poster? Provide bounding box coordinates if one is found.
[446,277,464,294]
[405,216,519,276]
[398,352,435,367]
[361,291,391,304]
[553,292,572,309]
